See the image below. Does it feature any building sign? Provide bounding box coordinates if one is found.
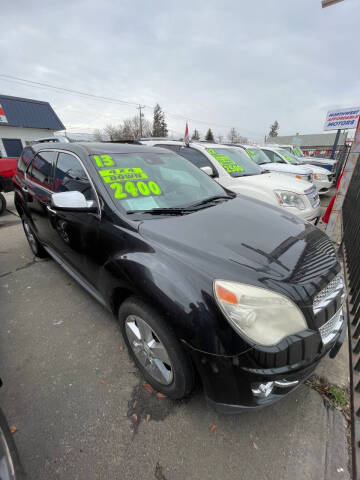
[0,104,8,123]
[324,107,360,131]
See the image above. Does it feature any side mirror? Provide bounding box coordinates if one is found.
[51,191,97,212]
[200,166,214,177]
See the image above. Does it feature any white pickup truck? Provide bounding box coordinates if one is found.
[140,140,321,224]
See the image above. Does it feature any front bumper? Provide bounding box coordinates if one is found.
[184,317,346,413]
[314,178,333,195]
[295,204,321,224]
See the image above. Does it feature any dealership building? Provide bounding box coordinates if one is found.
[0,94,65,157]
[267,132,348,157]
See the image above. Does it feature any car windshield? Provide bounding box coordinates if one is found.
[243,147,272,165]
[205,147,262,177]
[91,151,230,213]
[276,149,303,165]
[293,146,305,157]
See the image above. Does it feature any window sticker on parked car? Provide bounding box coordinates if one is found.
[99,167,148,183]
[245,148,257,158]
[294,147,302,156]
[92,156,163,200]
[206,148,244,173]
[282,153,296,163]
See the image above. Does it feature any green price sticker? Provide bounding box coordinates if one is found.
[283,153,295,163]
[99,167,148,183]
[206,148,244,173]
[109,180,162,199]
[246,148,256,158]
[93,154,115,167]
[294,147,301,156]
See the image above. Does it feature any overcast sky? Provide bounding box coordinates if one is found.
[0,0,359,141]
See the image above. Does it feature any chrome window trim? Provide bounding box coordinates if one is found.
[26,148,101,218]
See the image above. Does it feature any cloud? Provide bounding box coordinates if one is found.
[0,0,359,140]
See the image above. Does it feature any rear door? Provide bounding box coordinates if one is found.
[47,151,101,281]
[24,149,58,242]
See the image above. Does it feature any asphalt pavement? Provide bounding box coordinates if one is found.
[0,191,351,480]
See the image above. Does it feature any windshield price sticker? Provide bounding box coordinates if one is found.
[294,147,302,156]
[246,148,257,158]
[206,148,244,173]
[281,153,295,163]
[99,167,148,183]
[93,157,163,200]
[109,180,162,199]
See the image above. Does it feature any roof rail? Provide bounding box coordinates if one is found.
[31,136,72,145]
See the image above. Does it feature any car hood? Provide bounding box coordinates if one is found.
[303,157,336,165]
[304,164,331,175]
[229,172,312,195]
[260,163,312,175]
[138,195,336,283]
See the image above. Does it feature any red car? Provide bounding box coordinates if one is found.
[0,156,18,215]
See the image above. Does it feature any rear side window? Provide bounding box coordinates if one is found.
[17,147,35,174]
[262,150,285,163]
[178,147,215,172]
[28,151,57,188]
[54,152,95,201]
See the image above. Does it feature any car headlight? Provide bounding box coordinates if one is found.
[214,281,308,346]
[274,190,306,210]
[316,174,328,181]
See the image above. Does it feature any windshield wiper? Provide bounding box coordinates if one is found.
[127,207,190,215]
[184,194,234,209]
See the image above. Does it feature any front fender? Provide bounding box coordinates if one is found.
[101,250,248,356]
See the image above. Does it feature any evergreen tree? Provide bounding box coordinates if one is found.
[268,120,279,137]
[152,103,168,137]
[191,129,200,140]
[205,128,214,142]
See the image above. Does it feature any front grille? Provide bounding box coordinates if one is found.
[313,272,344,314]
[305,186,320,208]
[319,308,343,345]
[289,231,337,283]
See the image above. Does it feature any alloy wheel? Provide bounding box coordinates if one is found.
[125,315,173,385]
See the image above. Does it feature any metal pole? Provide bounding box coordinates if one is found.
[330,128,341,159]
[137,105,145,138]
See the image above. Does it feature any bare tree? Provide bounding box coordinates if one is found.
[216,134,224,144]
[98,116,152,141]
[227,128,248,144]
[93,129,105,141]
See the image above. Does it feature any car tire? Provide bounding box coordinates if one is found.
[119,296,194,399]
[0,193,6,216]
[21,217,48,258]
[0,407,26,479]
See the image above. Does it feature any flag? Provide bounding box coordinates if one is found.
[184,122,190,146]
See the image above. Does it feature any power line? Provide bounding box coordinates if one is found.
[0,73,262,138]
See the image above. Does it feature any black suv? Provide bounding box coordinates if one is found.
[13,142,345,412]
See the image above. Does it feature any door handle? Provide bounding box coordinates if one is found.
[47,205,57,215]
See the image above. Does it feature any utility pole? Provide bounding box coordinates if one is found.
[137,105,145,138]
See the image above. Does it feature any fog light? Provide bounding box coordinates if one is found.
[251,381,274,398]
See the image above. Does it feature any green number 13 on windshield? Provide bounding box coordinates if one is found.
[93,155,115,167]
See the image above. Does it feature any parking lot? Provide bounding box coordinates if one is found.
[0,191,351,480]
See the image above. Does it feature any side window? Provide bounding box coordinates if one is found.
[28,151,57,188]
[263,150,285,163]
[178,147,216,174]
[18,147,35,174]
[54,152,95,201]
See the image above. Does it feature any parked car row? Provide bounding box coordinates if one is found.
[13,139,345,412]
[139,140,321,223]
[265,143,337,172]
